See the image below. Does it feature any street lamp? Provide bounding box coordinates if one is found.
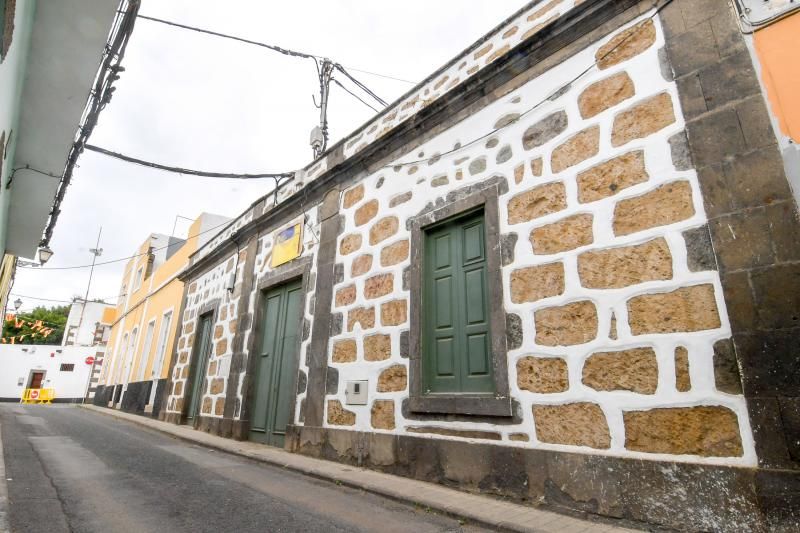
[13,298,22,311]
[38,246,54,265]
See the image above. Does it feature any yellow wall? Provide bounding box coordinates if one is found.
[754,13,800,142]
[103,217,206,387]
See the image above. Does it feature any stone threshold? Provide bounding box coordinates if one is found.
[79,405,641,532]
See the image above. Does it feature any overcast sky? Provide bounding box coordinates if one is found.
[12,0,524,313]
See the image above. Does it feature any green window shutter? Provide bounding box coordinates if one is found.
[423,209,493,394]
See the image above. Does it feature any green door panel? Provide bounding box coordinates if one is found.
[188,314,213,420]
[423,209,494,394]
[250,278,303,447]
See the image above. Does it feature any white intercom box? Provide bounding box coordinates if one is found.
[345,380,368,405]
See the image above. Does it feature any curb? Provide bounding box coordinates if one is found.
[0,423,10,533]
[79,405,639,533]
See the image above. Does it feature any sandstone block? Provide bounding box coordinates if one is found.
[327,400,356,426]
[215,338,227,356]
[364,334,391,361]
[627,284,721,334]
[517,356,569,393]
[534,300,598,346]
[228,319,237,334]
[214,325,223,340]
[469,157,487,175]
[355,199,379,226]
[530,213,593,254]
[596,19,656,70]
[371,400,395,430]
[343,184,364,209]
[364,273,394,299]
[507,182,567,224]
[624,406,743,457]
[174,381,183,396]
[551,126,600,173]
[510,262,565,303]
[675,346,691,392]
[533,403,610,448]
[380,299,407,326]
[370,216,399,245]
[201,397,212,414]
[578,238,673,289]
[582,347,658,394]
[208,361,217,376]
[377,365,407,392]
[514,164,524,184]
[340,234,363,255]
[431,175,449,187]
[509,433,530,442]
[578,71,635,119]
[335,285,356,307]
[209,377,225,395]
[577,150,648,203]
[611,92,676,147]
[351,254,373,277]
[380,240,409,267]
[214,398,224,416]
[523,111,568,150]
[531,158,543,177]
[347,307,375,331]
[332,339,357,363]
[495,113,520,129]
[613,181,694,236]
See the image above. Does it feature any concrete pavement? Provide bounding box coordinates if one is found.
[1,404,643,532]
[79,405,641,532]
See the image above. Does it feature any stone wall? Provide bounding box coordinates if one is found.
[318,10,754,466]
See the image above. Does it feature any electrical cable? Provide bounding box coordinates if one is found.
[84,144,295,180]
[334,64,388,107]
[382,0,674,170]
[17,217,234,271]
[333,79,380,113]
[9,293,123,305]
[339,65,416,85]
[136,13,317,59]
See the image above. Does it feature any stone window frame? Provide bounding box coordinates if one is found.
[239,255,312,433]
[408,180,512,417]
[182,298,220,423]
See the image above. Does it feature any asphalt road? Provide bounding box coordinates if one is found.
[0,405,490,533]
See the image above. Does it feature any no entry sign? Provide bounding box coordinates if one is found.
[85,356,95,365]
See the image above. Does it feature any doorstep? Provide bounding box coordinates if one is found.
[79,405,640,533]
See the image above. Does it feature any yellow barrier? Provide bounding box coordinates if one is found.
[21,388,55,404]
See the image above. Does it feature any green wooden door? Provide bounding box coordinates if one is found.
[423,209,493,394]
[249,279,303,446]
[188,314,213,420]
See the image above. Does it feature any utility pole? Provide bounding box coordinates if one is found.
[310,58,334,158]
[76,227,103,345]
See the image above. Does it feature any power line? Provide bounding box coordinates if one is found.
[84,144,295,180]
[383,0,672,170]
[17,217,234,271]
[340,66,416,85]
[333,79,380,113]
[9,293,123,305]
[334,64,388,107]
[136,13,316,60]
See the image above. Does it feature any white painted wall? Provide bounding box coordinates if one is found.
[0,345,94,400]
[62,301,113,346]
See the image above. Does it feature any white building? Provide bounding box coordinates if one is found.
[0,345,94,402]
[62,300,115,347]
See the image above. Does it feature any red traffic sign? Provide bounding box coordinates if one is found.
[29,390,39,399]
[85,356,95,365]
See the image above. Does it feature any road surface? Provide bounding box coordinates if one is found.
[0,404,489,533]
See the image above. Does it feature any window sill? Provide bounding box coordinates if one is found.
[408,394,512,417]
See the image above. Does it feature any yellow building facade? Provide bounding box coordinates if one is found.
[96,213,229,416]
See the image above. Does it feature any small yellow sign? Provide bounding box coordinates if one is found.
[271,223,303,268]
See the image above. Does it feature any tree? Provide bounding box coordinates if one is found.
[3,305,69,344]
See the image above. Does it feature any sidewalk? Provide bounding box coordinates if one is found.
[80,405,641,533]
